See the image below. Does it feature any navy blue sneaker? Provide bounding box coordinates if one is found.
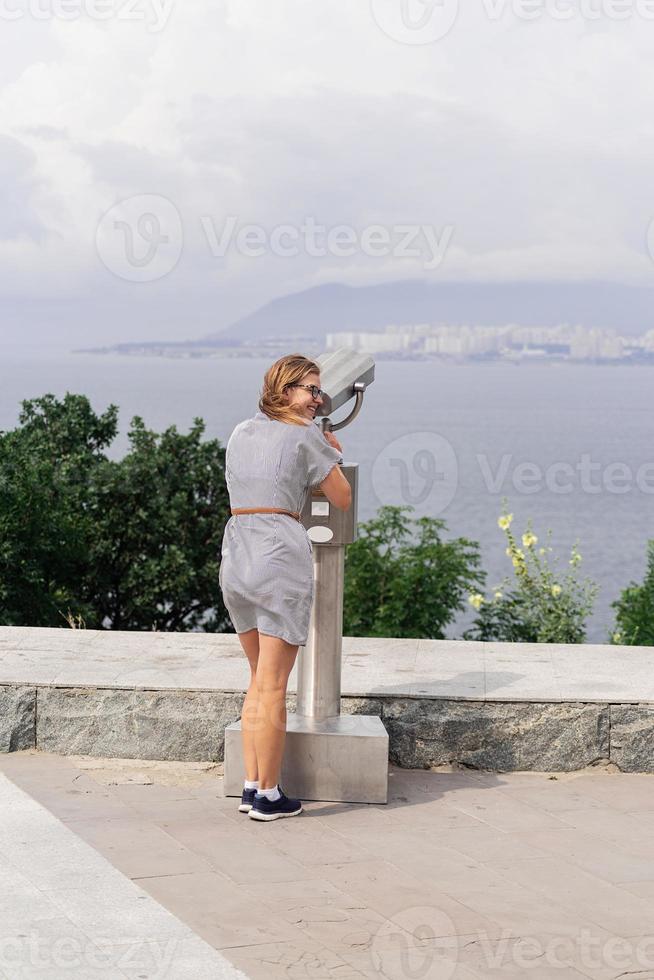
[248,785,303,821]
[238,787,257,813]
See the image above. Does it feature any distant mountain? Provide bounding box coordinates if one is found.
[207,280,654,343]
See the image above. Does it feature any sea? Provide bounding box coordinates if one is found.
[2,343,653,644]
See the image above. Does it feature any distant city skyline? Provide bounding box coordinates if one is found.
[326,322,654,363]
[78,319,654,366]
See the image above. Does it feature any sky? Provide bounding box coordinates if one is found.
[1,0,654,349]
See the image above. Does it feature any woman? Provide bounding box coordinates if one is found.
[219,354,352,821]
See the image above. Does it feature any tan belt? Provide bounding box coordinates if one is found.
[230,507,301,522]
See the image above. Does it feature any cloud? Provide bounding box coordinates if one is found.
[0,0,653,345]
[0,135,44,241]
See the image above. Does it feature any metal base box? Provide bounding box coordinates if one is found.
[224,713,389,804]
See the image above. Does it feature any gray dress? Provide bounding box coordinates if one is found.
[219,410,343,645]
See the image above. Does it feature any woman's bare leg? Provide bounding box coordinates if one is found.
[237,628,260,782]
[254,632,299,789]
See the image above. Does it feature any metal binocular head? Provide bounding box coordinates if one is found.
[313,348,375,425]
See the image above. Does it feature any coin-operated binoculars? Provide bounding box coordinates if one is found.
[224,348,388,804]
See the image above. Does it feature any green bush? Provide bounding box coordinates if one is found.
[0,393,232,631]
[343,504,485,638]
[610,540,654,646]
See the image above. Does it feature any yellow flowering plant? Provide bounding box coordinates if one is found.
[464,495,598,644]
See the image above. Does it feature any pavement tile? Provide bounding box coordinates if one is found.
[384,847,518,900]
[478,854,654,936]
[97,937,249,979]
[112,793,218,824]
[383,801,491,833]
[159,814,320,883]
[462,769,565,787]
[301,801,396,836]
[445,791,572,833]
[332,826,506,887]
[439,929,626,980]
[40,887,191,944]
[492,783,609,812]
[439,879,610,939]
[17,783,135,823]
[565,774,654,811]
[552,806,654,843]
[277,902,407,955]
[60,814,213,878]
[0,750,79,779]
[0,816,122,892]
[317,859,510,939]
[242,877,367,913]
[260,817,374,866]
[223,937,367,980]
[386,768,482,795]
[341,943,483,980]
[110,781,202,804]
[615,880,654,901]
[436,826,556,864]
[0,859,67,923]
[511,826,654,884]
[134,870,308,950]
[0,959,129,980]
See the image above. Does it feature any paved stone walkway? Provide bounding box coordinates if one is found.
[0,763,247,979]
[2,751,654,979]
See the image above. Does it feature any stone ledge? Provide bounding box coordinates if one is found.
[384,699,610,771]
[36,688,245,761]
[1,627,653,771]
[0,684,650,771]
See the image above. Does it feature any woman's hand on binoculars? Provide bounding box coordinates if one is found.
[324,430,343,453]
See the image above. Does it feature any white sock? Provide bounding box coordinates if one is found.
[244,780,259,790]
[257,785,281,801]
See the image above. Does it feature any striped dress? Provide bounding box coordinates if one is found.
[219,410,343,645]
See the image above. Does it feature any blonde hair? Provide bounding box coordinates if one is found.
[259,353,321,425]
